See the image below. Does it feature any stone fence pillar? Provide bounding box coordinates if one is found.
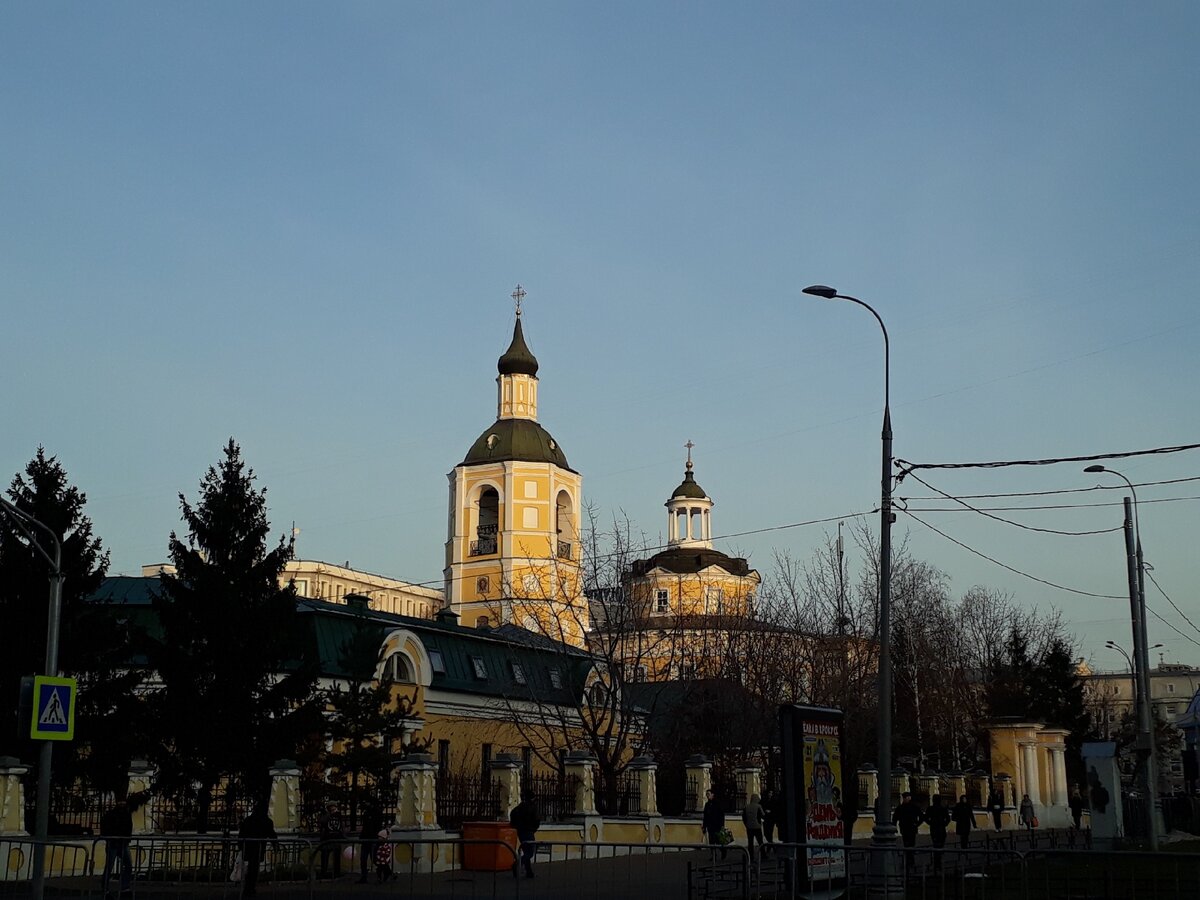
[942,772,967,805]
[684,755,712,817]
[490,752,522,819]
[627,755,659,817]
[913,773,939,804]
[395,752,439,830]
[0,758,28,835]
[735,765,762,809]
[127,760,156,835]
[889,769,910,811]
[267,759,301,833]
[857,765,878,814]
[564,750,598,817]
[967,772,989,807]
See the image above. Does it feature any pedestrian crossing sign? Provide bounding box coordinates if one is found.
[30,676,76,741]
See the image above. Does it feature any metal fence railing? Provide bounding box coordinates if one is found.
[435,772,501,830]
[595,773,641,817]
[523,772,579,822]
[5,832,1200,899]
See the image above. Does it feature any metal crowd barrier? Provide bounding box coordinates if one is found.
[4,832,1200,899]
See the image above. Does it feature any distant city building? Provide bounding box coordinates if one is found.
[140,559,441,619]
[1080,659,1200,788]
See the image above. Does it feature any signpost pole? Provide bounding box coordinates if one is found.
[0,498,64,900]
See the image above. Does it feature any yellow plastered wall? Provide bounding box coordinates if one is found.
[446,459,585,643]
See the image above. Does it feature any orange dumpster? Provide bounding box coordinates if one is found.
[461,821,518,871]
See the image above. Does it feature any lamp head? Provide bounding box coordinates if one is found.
[1151,643,1164,650]
[803,285,839,299]
[1084,465,1107,474]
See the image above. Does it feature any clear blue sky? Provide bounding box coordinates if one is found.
[3,3,1197,669]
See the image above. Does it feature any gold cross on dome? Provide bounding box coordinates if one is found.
[685,440,695,468]
[512,284,526,317]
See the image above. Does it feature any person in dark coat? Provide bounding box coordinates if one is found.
[761,789,780,844]
[357,805,383,883]
[238,804,277,898]
[317,803,346,878]
[701,789,727,859]
[1068,787,1084,830]
[509,798,540,878]
[892,792,921,871]
[922,795,952,869]
[987,788,1004,832]
[100,798,134,897]
[1019,794,1036,833]
[951,795,974,849]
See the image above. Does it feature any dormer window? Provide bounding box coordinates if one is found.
[470,656,488,680]
[510,661,527,685]
[429,649,446,675]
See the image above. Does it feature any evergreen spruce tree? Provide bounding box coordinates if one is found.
[322,600,406,822]
[148,440,317,825]
[0,448,141,791]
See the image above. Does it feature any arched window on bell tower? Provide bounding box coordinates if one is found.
[473,487,499,556]
[556,490,575,560]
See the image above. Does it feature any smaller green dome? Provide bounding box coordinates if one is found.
[498,318,539,377]
[671,467,707,500]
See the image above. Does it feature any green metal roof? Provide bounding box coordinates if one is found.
[462,418,573,470]
[497,317,539,376]
[297,597,591,705]
[85,578,594,709]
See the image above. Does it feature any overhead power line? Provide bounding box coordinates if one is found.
[901,475,1200,502]
[901,509,1124,600]
[896,442,1200,478]
[1144,604,1200,652]
[903,471,1121,537]
[362,508,878,594]
[906,496,1200,513]
[1146,570,1200,644]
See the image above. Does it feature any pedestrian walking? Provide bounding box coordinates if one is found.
[761,789,779,844]
[923,795,952,870]
[742,793,766,861]
[509,797,540,878]
[357,805,383,883]
[100,797,134,898]
[987,788,1004,832]
[892,792,921,871]
[951,795,974,850]
[1019,794,1036,833]
[317,802,346,879]
[702,789,727,859]
[1068,787,1084,830]
[237,803,277,898]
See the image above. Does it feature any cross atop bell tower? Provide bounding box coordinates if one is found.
[511,284,526,317]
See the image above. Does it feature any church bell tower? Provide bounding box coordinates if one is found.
[443,287,586,645]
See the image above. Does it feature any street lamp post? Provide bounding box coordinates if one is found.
[0,498,64,900]
[805,284,900,895]
[1102,640,1162,738]
[1085,465,1160,849]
